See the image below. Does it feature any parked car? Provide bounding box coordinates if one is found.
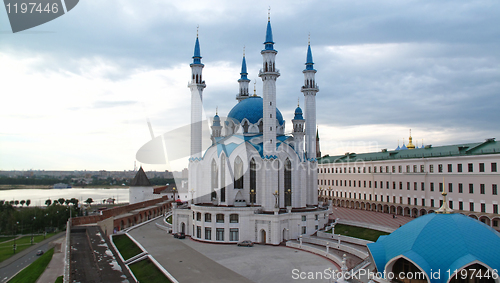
[36,250,44,256]
[237,240,254,247]
[173,232,185,239]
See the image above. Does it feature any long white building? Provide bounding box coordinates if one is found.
[318,136,500,231]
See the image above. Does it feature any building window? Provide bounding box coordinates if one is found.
[353,180,356,187]
[364,181,366,188]
[439,183,443,192]
[205,213,211,222]
[197,212,202,221]
[469,184,474,194]
[363,167,366,173]
[399,182,403,190]
[386,166,389,173]
[430,183,434,192]
[301,226,307,234]
[375,195,378,201]
[374,167,377,173]
[387,196,390,202]
[369,181,372,188]
[315,214,319,220]
[358,167,361,173]
[406,165,410,173]
[302,215,306,221]
[481,203,486,213]
[431,199,435,207]
[470,202,474,212]
[494,204,498,214]
[420,165,424,173]
[349,180,351,187]
[216,228,224,241]
[421,182,425,191]
[438,164,443,173]
[393,182,396,190]
[392,166,395,173]
[284,159,292,207]
[221,155,226,202]
[230,214,239,223]
[448,164,452,172]
[387,181,389,189]
[205,227,211,240]
[429,165,434,173]
[211,159,218,200]
[374,181,377,188]
[250,158,256,203]
[468,163,473,172]
[197,226,201,238]
[368,167,371,173]
[422,199,425,207]
[480,184,485,194]
[448,183,453,193]
[407,197,411,204]
[449,201,453,209]
[229,228,239,241]
[398,166,402,173]
[234,156,244,189]
[479,163,485,172]
[492,163,498,172]
[459,183,463,193]
[457,164,463,172]
[358,181,361,187]
[493,184,498,195]
[381,181,384,189]
[459,201,463,211]
[414,182,417,191]
[413,165,417,173]
[216,214,224,223]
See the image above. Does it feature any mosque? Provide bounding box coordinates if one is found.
[172,15,329,245]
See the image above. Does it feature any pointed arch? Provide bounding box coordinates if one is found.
[242,120,249,133]
[250,158,257,204]
[285,158,292,207]
[234,156,244,189]
[221,154,226,203]
[211,159,218,200]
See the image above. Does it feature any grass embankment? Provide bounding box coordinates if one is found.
[166,215,172,224]
[8,248,54,283]
[327,224,389,242]
[54,276,63,283]
[0,233,57,263]
[0,236,16,243]
[112,234,143,260]
[129,258,172,283]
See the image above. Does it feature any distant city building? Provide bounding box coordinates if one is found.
[173,16,328,245]
[129,167,161,204]
[318,136,500,231]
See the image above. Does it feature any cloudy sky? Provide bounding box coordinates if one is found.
[1,0,499,172]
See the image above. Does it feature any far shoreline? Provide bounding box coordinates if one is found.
[0,185,127,190]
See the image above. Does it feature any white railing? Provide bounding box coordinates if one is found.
[301,236,369,259]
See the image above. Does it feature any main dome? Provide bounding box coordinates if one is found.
[227,96,284,125]
[368,213,500,283]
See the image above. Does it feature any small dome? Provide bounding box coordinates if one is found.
[212,114,221,127]
[368,213,500,283]
[293,106,304,120]
[227,96,284,125]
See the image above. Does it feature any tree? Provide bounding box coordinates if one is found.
[58,198,65,205]
[20,200,26,207]
[26,199,31,207]
[14,200,19,206]
[70,198,78,206]
[45,199,52,206]
[85,198,93,206]
[102,199,106,204]
[65,199,71,206]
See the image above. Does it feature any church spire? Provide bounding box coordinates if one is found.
[305,35,315,71]
[192,26,202,65]
[264,7,275,51]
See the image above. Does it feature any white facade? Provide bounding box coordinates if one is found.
[129,186,161,204]
[173,19,328,245]
[318,139,500,230]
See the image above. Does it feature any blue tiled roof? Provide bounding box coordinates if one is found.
[264,21,275,51]
[192,37,202,65]
[293,106,304,120]
[227,96,284,125]
[305,44,315,71]
[367,213,500,283]
[212,114,221,127]
[239,56,249,81]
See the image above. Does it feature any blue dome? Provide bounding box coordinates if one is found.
[294,106,304,120]
[368,213,500,283]
[227,96,284,125]
[213,114,221,127]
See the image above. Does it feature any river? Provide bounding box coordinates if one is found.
[0,188,129,206]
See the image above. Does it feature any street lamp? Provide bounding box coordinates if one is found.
[31,217,36,245]
[172,187,177,201]
[250,189,255,207]
[190,189,195,205]
[13,221,18,254]
[286,188,292,207]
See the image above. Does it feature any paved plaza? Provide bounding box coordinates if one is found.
[330,206,414,229]
[129,220,336,283]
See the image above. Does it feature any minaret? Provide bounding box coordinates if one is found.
[292,101,305,161]
[188,29,206,160]
[258,9,280,157]
[302,38,319,160]
[211,108,222,143]
[316,127,321,158]
[258,10,280,210]
[236,48,251,102]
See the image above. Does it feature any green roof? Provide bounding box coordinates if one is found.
[318,138,500,164]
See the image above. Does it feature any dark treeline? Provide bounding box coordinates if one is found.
[0,176,176,187]
[148,178,176,186]
[0,176,73,185]
[0,200,80,235]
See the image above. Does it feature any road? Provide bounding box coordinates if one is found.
[0,233,65,283]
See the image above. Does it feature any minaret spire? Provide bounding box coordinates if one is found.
[236,47,251,102]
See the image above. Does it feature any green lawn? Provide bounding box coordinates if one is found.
[129,258,172,283]
[327,224,389,242]
[8,248,54,283]
[0,236,16,243]
[112,234,143,260]
[0,233,58,263]
[166,215,172,224]
[54,276,63,283]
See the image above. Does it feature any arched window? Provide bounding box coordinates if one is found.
[250,158,256,203]
[234,156,244,189]
[242,121,249,133]
[258,121,263,133]
[211,159,218,200]
[285,158,292,207]
[221,155,226,203]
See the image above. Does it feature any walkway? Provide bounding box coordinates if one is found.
[330,206,414,229]
[36,236,65,283]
